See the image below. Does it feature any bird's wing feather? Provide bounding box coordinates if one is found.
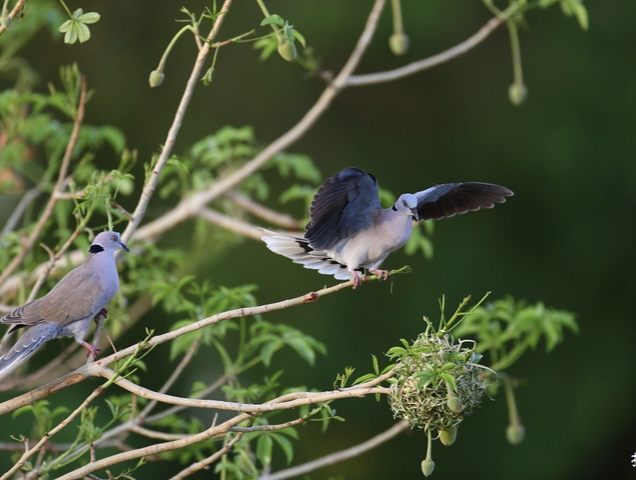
[415,182,513,221]
[1,265,108,329]
[0,322,61,375]
[305,168,381,250]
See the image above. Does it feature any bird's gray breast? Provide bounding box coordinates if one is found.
[334,213,414,268]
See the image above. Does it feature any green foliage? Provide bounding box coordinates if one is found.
[0,1,588,478]
[12,400,69,438]
[452,296,578,371]
[58,7,100,44]
[247,322,327,367]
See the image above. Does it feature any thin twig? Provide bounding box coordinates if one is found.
[198,208,270,241]
[0,77,87,288]
[169,432,244,480]
[26,227,85,303]
[224,191,301,230]
[261,421,410,480]
[121,0,234,244]
[0,0,27,36]
[0,187,41,237]
[347,15,505,87]
[128,424,187,441]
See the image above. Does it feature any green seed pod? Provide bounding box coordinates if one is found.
[508,83,528,106]
[506,422,525,445]
[446,390,462,413]
[389,32,409,56]
[149,70,165,88]
[277,40,297,62]
[421,459,435,477]
[438,426,457,446]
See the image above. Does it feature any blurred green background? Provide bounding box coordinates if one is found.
[1,1,635,479]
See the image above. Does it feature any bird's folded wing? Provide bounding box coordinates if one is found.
[305,167,381,250]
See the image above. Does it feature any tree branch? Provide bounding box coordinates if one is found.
[261,420,410,480]
[0,279,353,415]
[347,15,505,87]
[168,432,244,480]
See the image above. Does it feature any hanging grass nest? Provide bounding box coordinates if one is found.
[388,331,489,432]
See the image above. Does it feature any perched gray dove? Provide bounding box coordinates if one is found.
[261,167,513,288]
[0,231,129,376]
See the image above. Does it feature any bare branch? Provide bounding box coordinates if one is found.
[0,279,353,414]
[169,432,244,480]
[89,363,391,414]
[0,187,41,237]
[261,421,410,480]
[198,208,267,241]
[347,15,505,87]
[0,0,27,36]
[224,191,301,230]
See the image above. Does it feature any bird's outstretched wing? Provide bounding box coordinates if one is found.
[414,182,513,221]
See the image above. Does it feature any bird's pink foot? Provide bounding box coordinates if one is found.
[81,341,101,359]
[369,269,390,281]
[350,271,363,289]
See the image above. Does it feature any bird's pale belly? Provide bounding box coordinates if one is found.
[332,223,413,269]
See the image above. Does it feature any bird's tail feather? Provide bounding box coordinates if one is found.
[0,322,60,377]
[260,229,351,280]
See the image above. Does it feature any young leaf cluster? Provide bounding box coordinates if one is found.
[452,296,578,371]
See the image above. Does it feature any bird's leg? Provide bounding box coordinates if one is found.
[94,308,108,323]
[80,341,101,359]
[369,269,390,281]
[350,271,363,289]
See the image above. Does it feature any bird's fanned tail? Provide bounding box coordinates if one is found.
[260,229,353,280]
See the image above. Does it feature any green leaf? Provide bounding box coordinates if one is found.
[78,12,100,24]
[63,23,78,43]
[353,373,378,385]
[261,14,285,27]
[440,373,457,392]
[386,346,407,357]
[256,434,273,467]
[291,29,306,47]
[271,432,295,464]
[260,339,282,367]
[371,354,379,375]
[286,337,315,366]
[77,21,91,43]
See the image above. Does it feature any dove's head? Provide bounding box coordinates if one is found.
[89,231,130,255]
[393,194,419,221]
